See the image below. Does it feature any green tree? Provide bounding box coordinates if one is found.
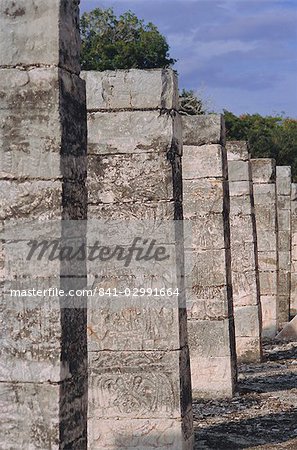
[179,89,206,115]
[224,110,297,180]
[80,8,176,71]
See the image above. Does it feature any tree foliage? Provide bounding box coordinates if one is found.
[224,110,297,180]
[179,89,206,116]
[80,8,176,71]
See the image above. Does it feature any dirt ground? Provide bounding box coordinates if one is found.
[193,340,297,449]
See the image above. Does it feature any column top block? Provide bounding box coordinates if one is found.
[82,69,179,111]
[251,158,276,184]
[276,166,292,195]
[276,166,292,178]
[226,141,249,161]
[182,114,225,146]
[0,0,81,74]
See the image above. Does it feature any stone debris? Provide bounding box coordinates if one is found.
[276,316,297,341]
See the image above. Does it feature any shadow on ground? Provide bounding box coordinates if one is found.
[194,409,297,449]
[194,340,297,450]
[238,371,297,393]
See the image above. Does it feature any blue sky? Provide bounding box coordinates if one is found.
[81,0,297,117]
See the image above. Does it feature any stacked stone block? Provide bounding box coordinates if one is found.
[290,183,297,317]
[226,142,262,363]
[276,166,291,325]
[251,159,278,338]
[83,69,193,449]
[0,1,88,448]
[182,115,237,398]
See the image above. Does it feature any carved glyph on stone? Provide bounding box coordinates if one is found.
[85,69,193,449]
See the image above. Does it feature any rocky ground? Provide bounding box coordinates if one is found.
[193,340,297,449]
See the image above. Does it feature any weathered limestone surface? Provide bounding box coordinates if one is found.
[88,152,175,204]
[183,115,237,399]
[251,159,278,338]
[0,0,81,74]
[290,183,297,317]
[0,67,86,180]
[82,69,179,110]
[86,110,182,155]
[276,166,291,325]
[227,142,262,363]
[86,70,193,449]
[182,114,224,146]
[0,1,87,448]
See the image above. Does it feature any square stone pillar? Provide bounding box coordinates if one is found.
[276,166,291,325]
[251,159,278,338]
[83,69,193,449]
[182,115,237,398]
[290,183,297,317]
[227,142,262,363]
[0,1,88,448]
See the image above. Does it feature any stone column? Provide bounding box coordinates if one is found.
[251,159,278,338]
[83,69,193,449]
[226,142,262,363]
[182,115,237,399]
[276,166,291,326]
[0,1,87,448]
[290,183,297,317]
